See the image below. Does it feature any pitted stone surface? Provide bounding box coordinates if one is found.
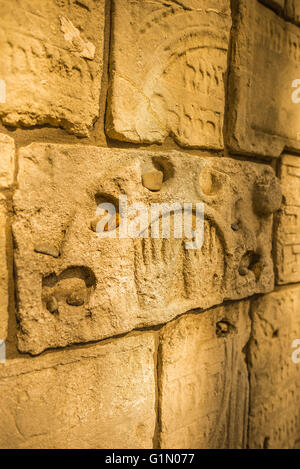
[227,0,300,157]
[13,144,278,354]
[106,0,231,149]
[0,332,156,449]
[159,300,251,449]
[0,0,104,136]
[248,286,300,449]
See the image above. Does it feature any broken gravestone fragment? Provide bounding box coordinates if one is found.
[227,0,300,157]
[13,143,280,354]
[0,0,104,136]
[106,0,232,149]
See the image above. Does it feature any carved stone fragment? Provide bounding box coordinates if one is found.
[0,0,104,136]
[159,300,251,449]
[13,144,278,354]
[248,286,300,449]
[0,333,156,449]
[106,0,231,149]
[227,0,300,157]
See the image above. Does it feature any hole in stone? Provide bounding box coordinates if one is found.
[239,251,262,280]
[91,193,120,232]
[272,329,279,338]
[152,156,174,182]
[42,266,96,314]
[199,167,223,196]
[216,320,234,338]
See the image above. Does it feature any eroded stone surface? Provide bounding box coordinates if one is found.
[0,134,14,189]
[248,286,300,449]
[13,144,278,354]
[227,0,300,157]
[0,332,156,449]
[0,0,104,136]
[0,198,8,342]
[275,155,300,284]
[106,0,231,149]
[285,0,300,25]
[260,0,285,12]
[159,300,250,449]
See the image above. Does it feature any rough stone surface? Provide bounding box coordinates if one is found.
[227,0,300,157]
[285,0,300,25]
[0,198,8,342]
[0,0,105,136]
[159,300,251,449]
[0,134,15,189]
[248,286,300,449]
[275,155,300,284]
[260,0,285,12]
[0,332,156,449]
[106,0,231,148]
[13,143,279,354]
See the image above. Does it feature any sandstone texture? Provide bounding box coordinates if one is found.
[106,0,231,148]
[13,144,280,354]
[0,0,299,451]
[0,332,156,449]
[275,155,300,284]
[0,134,14,189]
[248,286,300,449]
[0,199,8,342]
[0,0,105,136]
[228,0,300,157]
[159,300,251,449]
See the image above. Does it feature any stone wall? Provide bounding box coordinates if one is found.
[0,0,299,449]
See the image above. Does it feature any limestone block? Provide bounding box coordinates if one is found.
[0,0,105,136]
[227,0,300,158]
[106,0,232,149]
[248,286,300,449]
[0,332,156,449]
[13,144,279,354]
[0,134,14,189]
[275,155,300,284]
[0,198,8,342]
[159,300,251,449]
[285,0,300,25]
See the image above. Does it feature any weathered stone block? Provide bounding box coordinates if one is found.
[285,0,300,25]
[159,300,251,449]
[0,198,8,342]
[0,134,14,189]
[227,0,300,157]
[275,155,300,284]
[248,286,300,449]
[0,333,156,449]
[13,144,279,354]
[106,0,231,149]
[0,0,104,136]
